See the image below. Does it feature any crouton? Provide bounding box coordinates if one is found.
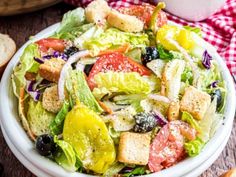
[85,0,111,24]
[180,86,211,120]
[42,85,63,113]
[39,58,65,83]
[167,100,180,121]
[107,10,144,32]
[118,132,151,165]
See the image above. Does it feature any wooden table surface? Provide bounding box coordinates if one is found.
[0,2,235,177]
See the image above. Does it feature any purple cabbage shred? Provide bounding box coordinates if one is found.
[152,112,168,127]
[209,80,219,88]
[202,50,212,69]
[34,57,44,64]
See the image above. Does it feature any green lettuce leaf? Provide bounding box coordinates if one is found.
[27,99,55,136]
[181,66,193,85]
[12,43,40,97]
[184,137,205,157]
[181,111,201,132]
[183,26,202,37]
[84,28,149,55]
[56,7,85,39]
[54,136,82,172]
[65,70,103,113]
[157,45,174,60]
[50,101,70,135]
[123,166,147,177]
[103,162,125,177]
[94,72,151,94]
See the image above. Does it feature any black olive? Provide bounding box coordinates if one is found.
[210,89,222,109]
[84,64,94,76]
[35,134,55,156]
[141,47,159,66]
[133,112,157,133]
[64,47,79,57]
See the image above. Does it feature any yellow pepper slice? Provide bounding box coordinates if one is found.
[63,101,116,174]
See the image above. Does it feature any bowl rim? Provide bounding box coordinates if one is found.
[0,23,235,177]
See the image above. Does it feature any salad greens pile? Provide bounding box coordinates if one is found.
[12,1,227,176]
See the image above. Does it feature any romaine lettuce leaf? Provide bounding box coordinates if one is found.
[84,28,149,55]
[181,66,193,85]
[183,26,202,37]
[50,101,70,135]
[27,99,55,136]
[12,43,40,97]
[123,166,147,177]
[94,72,151,94]
[184,137,205,157]
[103,162,125,177]
[56,7,85,39]
[181,111,201,132]
[54,136,82,172]
[65,70,103,113]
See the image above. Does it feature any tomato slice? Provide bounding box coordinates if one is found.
[36,38,65,52]
[87,52,151,90]
[118,4,167,28]
[148,120,197,172]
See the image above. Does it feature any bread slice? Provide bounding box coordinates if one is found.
[0,33,16,77]
[118,132,151,165]
[220,168,236,177]
[107,10,144,32]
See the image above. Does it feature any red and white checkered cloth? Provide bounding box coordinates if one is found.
[64,0,236,75]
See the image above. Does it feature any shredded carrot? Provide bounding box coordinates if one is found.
[98,101,113,114]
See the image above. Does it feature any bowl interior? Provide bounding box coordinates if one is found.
[0,23,235,177]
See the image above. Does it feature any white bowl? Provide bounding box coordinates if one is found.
[0,23,235,177]
[160,0,226,21]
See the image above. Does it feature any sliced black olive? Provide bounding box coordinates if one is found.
[133,112,157,133]
[141,47,159,66]
[35,134,55,156]
[84,64,94,76]
[210,89,222,109]
[64,47,79,57]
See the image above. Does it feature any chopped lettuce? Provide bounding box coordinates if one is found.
[183,26,202,37]
[56,7,86,40]
[65,70,103,113]
[181,66,193,85]
[125,48,142,63]
[74,25,104,49]
[27,99,55,136]
[92,87,112,100]
[94,72,152,94]
[103,162,125,177]
[112,94,146,112]
[123,166,147,177]
[181,111,201,132]
[184,137,205,157]
[50,101,70,135]
[157,45,174,60]
[198,98,217,142]
[108,125,121,144]
[12,43,40,97]
[54,136,82,172]
[84,28,149,55]
[147,60,166,78]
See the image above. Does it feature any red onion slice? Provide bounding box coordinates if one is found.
[58,50,90,100]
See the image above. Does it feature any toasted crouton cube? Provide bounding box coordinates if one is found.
[85,0,111,24]
[180,86,211,120]
[42,85,63,113]
[107,10,144,32]
[118,132,151,165]
[39,58,65,83]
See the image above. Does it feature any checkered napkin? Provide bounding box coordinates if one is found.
[64,0,236,76]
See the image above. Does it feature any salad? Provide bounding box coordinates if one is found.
[11,0,227,176]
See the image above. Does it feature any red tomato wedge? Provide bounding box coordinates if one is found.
[36,38,65,52]
[87,52,151,90]
[118,4,167,28]
[148,120,197,172]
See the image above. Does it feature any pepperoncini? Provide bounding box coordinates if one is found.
[156,25,194,51]
[63,101,116,174]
